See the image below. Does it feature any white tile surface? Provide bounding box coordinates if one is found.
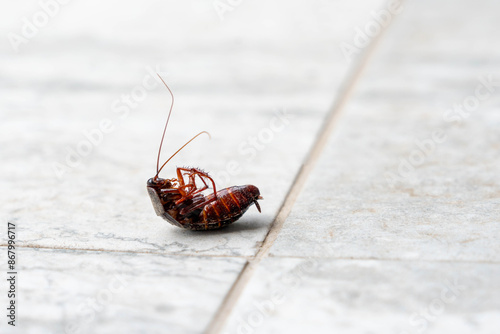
[269,0,500,261]
[3,0,499,333]
[223,0,500,333]
[223,257,500,334]
[0,0,386,256]
[0,247,245,334]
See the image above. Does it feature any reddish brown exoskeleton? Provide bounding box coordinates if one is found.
[147,75,262,230]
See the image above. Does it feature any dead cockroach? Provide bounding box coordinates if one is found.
[147,75,262,230]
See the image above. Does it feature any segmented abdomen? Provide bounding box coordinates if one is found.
[200,185,257,229]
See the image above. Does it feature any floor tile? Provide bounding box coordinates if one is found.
[269,0,500,261]
[0,247,245,334]
[223,257,500,334]
[1,0,386,256]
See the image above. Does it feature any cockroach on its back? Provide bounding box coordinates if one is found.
[147,75,262,230]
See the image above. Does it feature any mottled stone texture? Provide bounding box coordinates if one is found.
[225,0,500,333]
[1,0,499,333]
[0,0,387,333]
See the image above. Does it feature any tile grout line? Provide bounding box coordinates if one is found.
[0,243,252,258]
[2,244,497,265]
[204,2,403,333]
[267,255,500,264]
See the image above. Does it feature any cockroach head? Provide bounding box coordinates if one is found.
[147,177,174,189]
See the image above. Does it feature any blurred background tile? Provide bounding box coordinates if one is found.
[0,0,385,256]
[224,258,500,334]
[270,0,500,262]
[2,0,499,333]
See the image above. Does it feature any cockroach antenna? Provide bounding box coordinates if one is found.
[154,74,210,179]
[155,74,175,178]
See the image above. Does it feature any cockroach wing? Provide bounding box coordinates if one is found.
[147,187,184,228]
